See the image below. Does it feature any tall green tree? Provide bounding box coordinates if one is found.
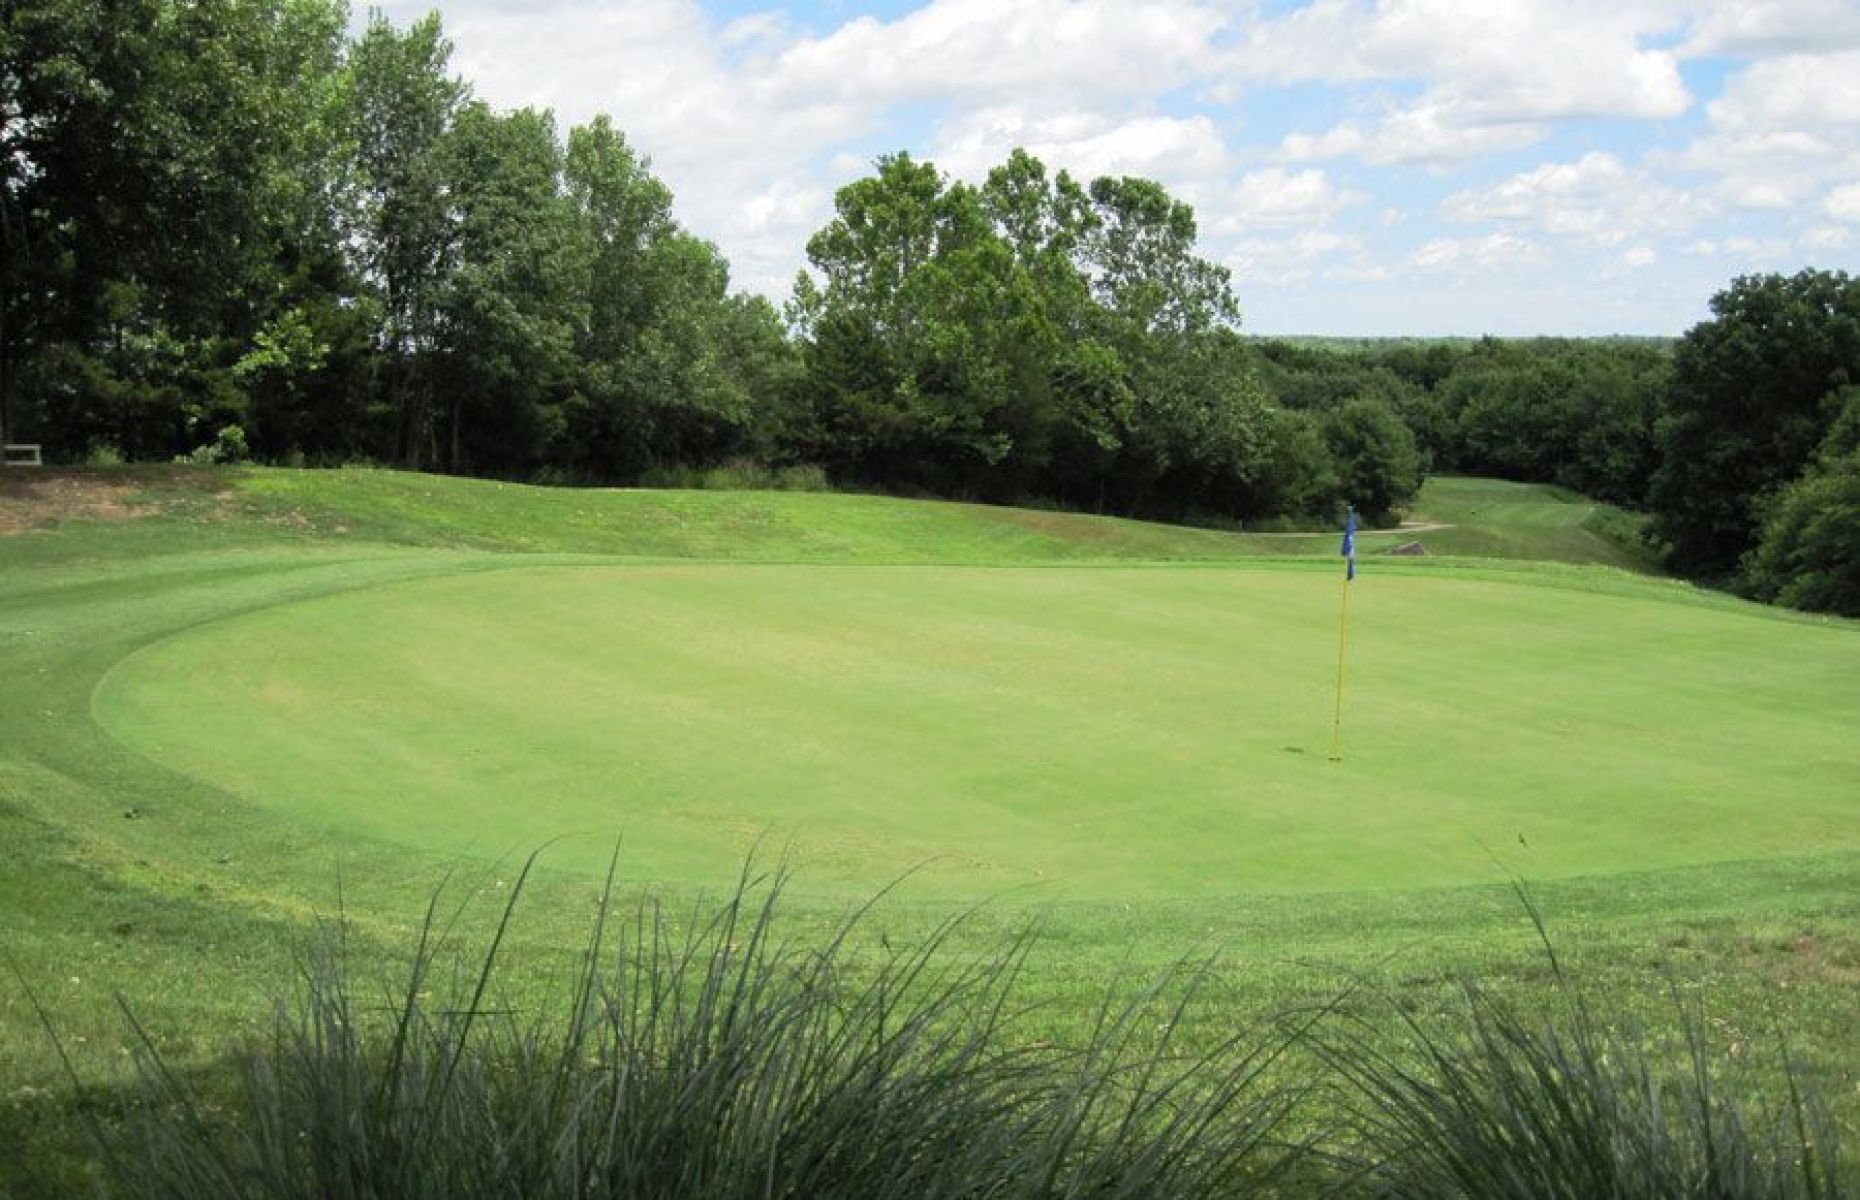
[430,103,584,474]
[790,150,1308,518]
[346,12,466,468]
[1443,343,1663,505]
[560,117,762,480]
[1324,396,1425,521]
[1743,387,1860,615]
[979,152,1130,500]
[3,0,351,457]
[1082,176,1237,337]
[798,154,1038,490]
[1650,270,1860,578]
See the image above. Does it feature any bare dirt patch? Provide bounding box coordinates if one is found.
[0,472,158,534]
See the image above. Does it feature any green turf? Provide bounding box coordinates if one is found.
[3,466,1859,1192]
[92,562,1858,899]
[1400,476,1658,570]
[0,466,1657,568]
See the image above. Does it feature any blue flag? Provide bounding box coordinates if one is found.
[1341,507,1357,581]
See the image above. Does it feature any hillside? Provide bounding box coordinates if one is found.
[2,467,1653,570]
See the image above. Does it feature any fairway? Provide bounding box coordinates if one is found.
[94,561,1860,899]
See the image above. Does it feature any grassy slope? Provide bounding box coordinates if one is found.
[2,467,1857,1190]
[1401,475,1657,569]
[3,466,1654,568]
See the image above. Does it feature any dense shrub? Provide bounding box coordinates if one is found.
[1323,397,1425,522]
[1745,451,1860,616]
[1650,271,1860,580]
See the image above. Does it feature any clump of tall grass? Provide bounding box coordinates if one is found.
[1318,898,1850,1200]
[26,866,1854,1198]
[71,852,1317,1199]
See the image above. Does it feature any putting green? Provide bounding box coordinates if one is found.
[93,564,1860,899]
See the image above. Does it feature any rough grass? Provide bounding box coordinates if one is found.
[24,864,1854,1199]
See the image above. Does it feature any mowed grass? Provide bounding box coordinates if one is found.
[94,562,1858,899]
[3,465,1859,1192]
[1,465,1651,567]
[1403,475,1658,569]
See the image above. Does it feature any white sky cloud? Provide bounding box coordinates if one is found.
[1281,104,1547,165]
[1707,52,1860,134]
[933,109,1233,187]
[1687,235,1795,260]
[1442,152,1709,244]
[1666,49,1860,227]
[1410,233,1549,270]
[764,0,1224,106]
[1231,0,1691,122]
[1227,230,1365,286]
[1679,0,1860,57]
[1216,168,1364,230]
[1827,183,1860,222]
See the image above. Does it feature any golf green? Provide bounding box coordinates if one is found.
[93,563,1860,899]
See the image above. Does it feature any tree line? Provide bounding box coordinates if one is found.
[1,0,1418,522]
[3,2,1854,612]
[4,2,791,481]
[1250,272,1859,615]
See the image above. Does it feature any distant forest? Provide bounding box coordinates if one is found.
[3,2,1856,612]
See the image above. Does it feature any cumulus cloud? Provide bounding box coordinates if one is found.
[1801,225,1853,250]
[1707,52,1860,134]
[719,10,790,48]
[1281,103,1546,165]
[932,108,1232,187]
[1213,168,1364,231]
[1827,183,1860,222]
[1667,49,1860,230]
[763,0,1224,106]
[1227,230,1365,286]
[1668,130,1842,208]
[1230,0,1688,117]
[1409,233,1549,271]
[1687,235,1795,260]
[1443,152,1709,244]
[1680,0,1860,57]
[1250,0,1692,173]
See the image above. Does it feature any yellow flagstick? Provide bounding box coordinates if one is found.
[1329,508,1356,762]
[1328,570,1352,761]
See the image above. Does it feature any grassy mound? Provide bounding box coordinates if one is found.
[3,465,1652,566]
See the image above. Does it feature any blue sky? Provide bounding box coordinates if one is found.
[375,0,1860,335]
